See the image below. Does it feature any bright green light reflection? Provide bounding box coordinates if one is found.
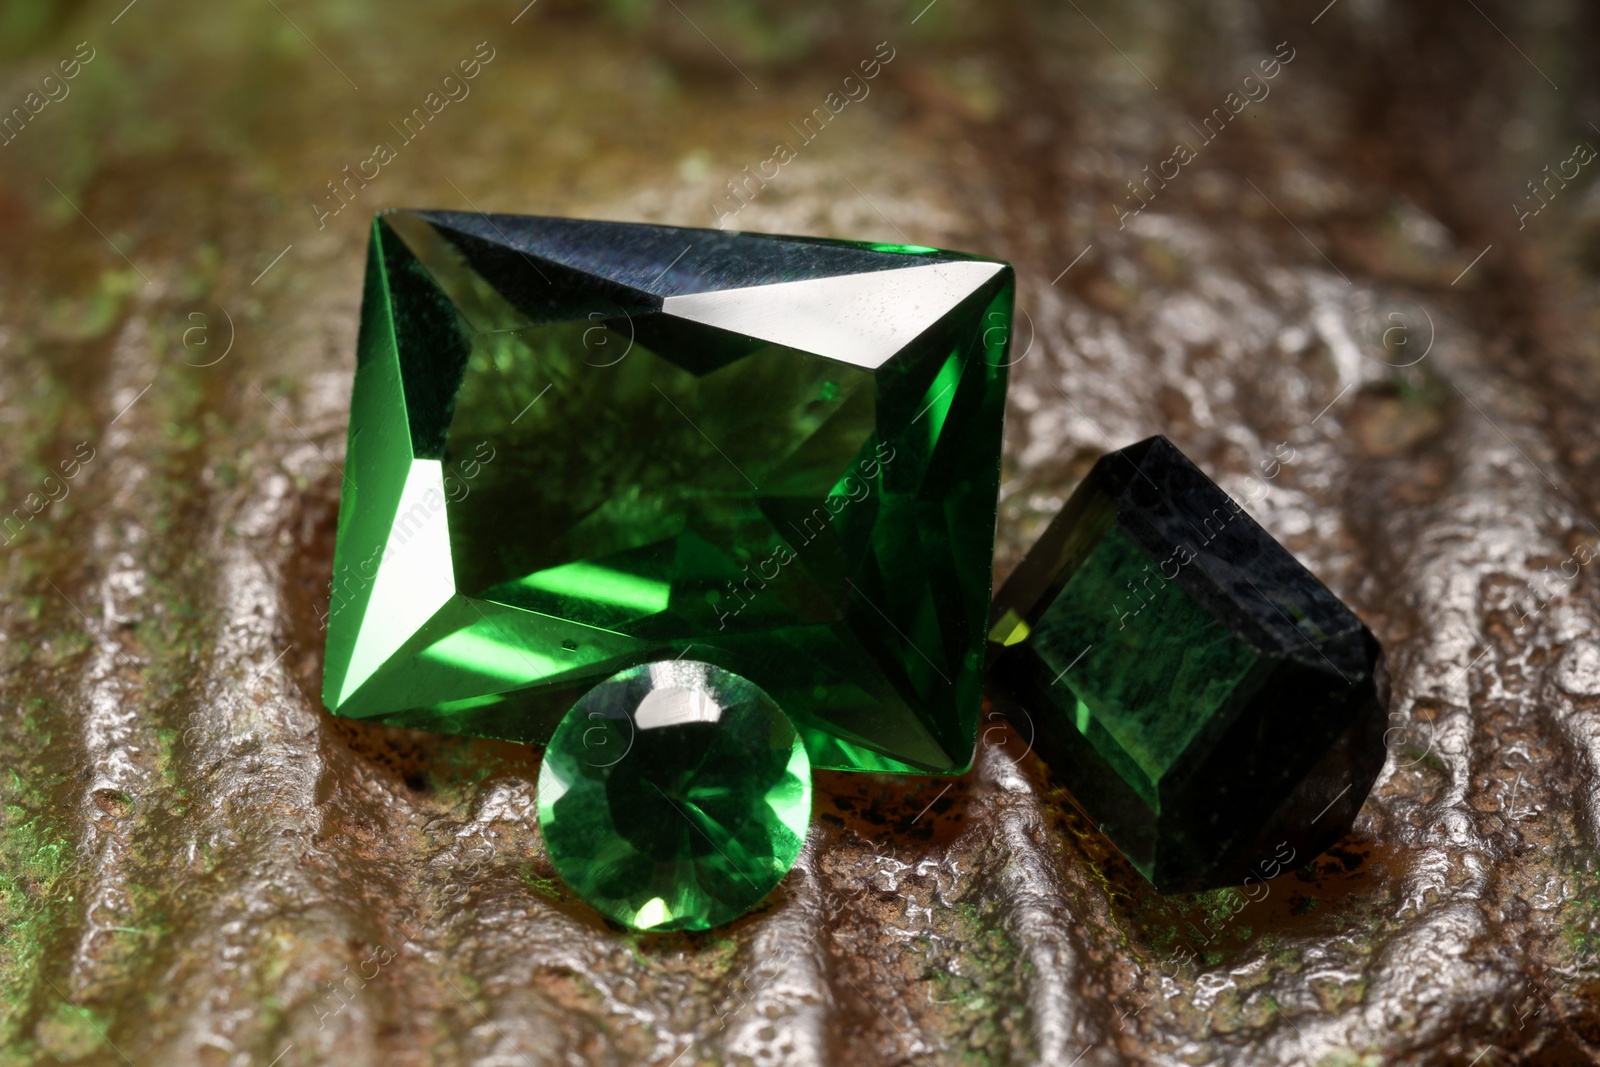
[516,561,672,614]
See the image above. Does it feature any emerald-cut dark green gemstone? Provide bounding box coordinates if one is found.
[988,436,1387,892]
[322,211,1012,773]
[537,661,810,931]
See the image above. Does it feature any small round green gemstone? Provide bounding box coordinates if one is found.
[537,661,811,932]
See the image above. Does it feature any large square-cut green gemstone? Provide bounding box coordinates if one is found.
[988,436,1387,891]
[322,212,1012,773]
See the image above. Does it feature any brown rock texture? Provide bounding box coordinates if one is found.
[3,0,1600,1063]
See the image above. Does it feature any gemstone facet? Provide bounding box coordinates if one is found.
[988,436,1387,892]
[322,211,1013,773]
[537,660,810,931]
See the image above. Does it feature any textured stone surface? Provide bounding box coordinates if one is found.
[4,0,1600,1064]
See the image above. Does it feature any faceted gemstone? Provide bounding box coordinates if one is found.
[987,436,1387,892]
[322,211,1012,773]
[536,660,810,931]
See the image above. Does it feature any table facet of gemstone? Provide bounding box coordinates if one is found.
[537,660,811,932]
[321,211,1013,773]
[987,435,1388,892]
